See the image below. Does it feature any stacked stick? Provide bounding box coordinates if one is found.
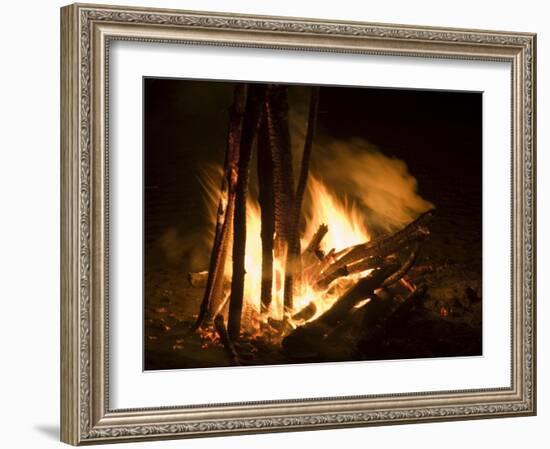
[188,82,434,358]
[190,84,319,340]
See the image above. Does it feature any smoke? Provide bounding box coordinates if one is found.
[288,87,434,234]
[312,138,434,232]
[150,165,222,271]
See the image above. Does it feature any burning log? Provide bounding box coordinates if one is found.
[257,115,275,313]
[316,239,422,290]
[288,87,321,290]
[302,223,328,265]
[293,87,320,234]
[265,85,296,311]
[214,314,241,366]
[301,225,329,284]
[315,255,384,290]
[189,84,247,333]
[343,210,433,264]
[282,260,400,357]
[228,84,268,340]
[318,210,434,283]
[312,260,400,328]
[189,82,435,359]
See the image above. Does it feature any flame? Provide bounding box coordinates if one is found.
[197,140,432,335]
[313,139,434,232]
[198,166,372,331]
[302,176,370,253]
[288,175,372,323]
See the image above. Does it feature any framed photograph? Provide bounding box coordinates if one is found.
[60,3,536,445]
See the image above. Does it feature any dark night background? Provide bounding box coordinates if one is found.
[143,78,482,369]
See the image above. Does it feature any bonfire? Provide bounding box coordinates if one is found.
[184,83,436,364]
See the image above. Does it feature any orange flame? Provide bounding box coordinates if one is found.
[197,138,433,335]
[199,167,372,331]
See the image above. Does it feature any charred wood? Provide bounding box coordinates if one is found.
[282,261,400,357]
[342,210,433,265]
[189,84,247,333]
[257,116,275,313]
[294,87,320,229]
[319,210,434,282]
[314,260,400,328]
[288,87,321,291]
[302,223,328,268]
[265,85,296,311]
[315,255,384,290]
[228,84,267,340]
[318,240,421,292]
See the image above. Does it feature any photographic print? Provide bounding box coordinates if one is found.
[61,5,535,443]
[143,79,482,370]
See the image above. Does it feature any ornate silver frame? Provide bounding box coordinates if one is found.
[60,3,536,445]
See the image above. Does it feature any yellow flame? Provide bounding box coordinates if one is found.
[302,176,370,253]
[199,166,372,331]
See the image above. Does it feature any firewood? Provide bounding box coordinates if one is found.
[189,84,247,333]
[228,84,267,340]
[314,260,400,328]
[318,210,434,282]
[257,115,275,313]
[316,240,422,291]
[294,87,320,234]
[315,255,384,290]
[288,87,321,294]
[302,223,328,268]
[265,85,296,311]
[344,210,433,264]
[282,260,400,356]
[214,314,241,365]
[300,224,328,283]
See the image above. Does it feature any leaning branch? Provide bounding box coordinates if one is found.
[318,210,434,281]
[189,84,247,333]
[228,84,267,340]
